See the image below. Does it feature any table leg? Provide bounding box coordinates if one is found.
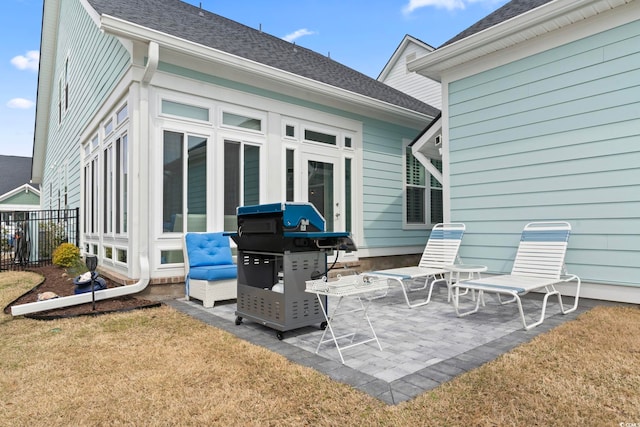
[313,292,383,363]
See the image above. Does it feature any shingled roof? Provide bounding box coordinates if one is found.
[86,0,439,117]
[0,156,35,196]
[440,0,554,47]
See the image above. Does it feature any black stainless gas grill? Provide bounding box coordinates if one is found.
[229,202,356,340]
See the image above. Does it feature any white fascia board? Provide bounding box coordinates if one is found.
[0,184,40,203]
[99,15,430,126]
[32,0,61,184]
[408,0,632,80]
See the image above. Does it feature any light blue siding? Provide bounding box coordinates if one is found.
[362,120,429,248]
[42,0,130,210]
[448,19,640,286]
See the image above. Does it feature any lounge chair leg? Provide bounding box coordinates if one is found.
[497,293,517,305]
[407,277,430,292]
[515,295,535,330]
[396,277,445,309]
[558,276,581,315]
[401,280,432,308]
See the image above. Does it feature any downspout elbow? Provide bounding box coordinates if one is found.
[142,41,159,84]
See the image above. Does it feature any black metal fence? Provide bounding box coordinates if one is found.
[1,208,80,271]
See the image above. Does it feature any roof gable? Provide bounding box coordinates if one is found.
[0,184,40,205]
[378,34,435,81]
[86,0,438,117]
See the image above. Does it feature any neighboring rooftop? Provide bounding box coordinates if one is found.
[440,0,554,47]
[0,155,35,196]
[86,0,439,117]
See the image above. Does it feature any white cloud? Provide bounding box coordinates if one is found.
[282,28,316,43]
[403,0,493,14]
[10,50,40,72]
[7,98,35,109]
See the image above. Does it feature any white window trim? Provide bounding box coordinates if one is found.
[402,139,430,230]
[114,246,128,267]
[157,90,213,125]
[282,120,299,141]
[158,127,212,236]
[343,133,355,151]
[116,102,129,127]
[302,125,339,148]
[219,105,266,135]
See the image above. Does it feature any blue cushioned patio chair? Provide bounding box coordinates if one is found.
[369,223,466,308]
[183,232,237,308]
[452,221,581,330]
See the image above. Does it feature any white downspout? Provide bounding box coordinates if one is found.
[12,41,160,317]
[11,257,150,316]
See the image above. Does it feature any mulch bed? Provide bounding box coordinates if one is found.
[3,265,161,319]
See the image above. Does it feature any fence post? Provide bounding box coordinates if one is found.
[75,207,80,248]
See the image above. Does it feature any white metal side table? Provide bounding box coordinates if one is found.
[305,275,389,364]
[443,264,488,306]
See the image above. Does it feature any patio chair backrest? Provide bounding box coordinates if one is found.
[511,222,571,280]
[184,232,234,269]
[418,223,466,269]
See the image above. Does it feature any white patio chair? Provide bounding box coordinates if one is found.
[452,221,581,330]
[369,223,466,308]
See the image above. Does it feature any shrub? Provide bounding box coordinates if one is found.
[52,243,81,268]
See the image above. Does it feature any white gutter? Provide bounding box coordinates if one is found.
[11,255,150,316]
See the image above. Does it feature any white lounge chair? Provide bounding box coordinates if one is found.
[369,223,466,308]
[452,221,581,330]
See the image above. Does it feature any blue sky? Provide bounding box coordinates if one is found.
[0,0,508,158]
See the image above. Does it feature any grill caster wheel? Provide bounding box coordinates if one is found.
[276,331,284,340]
[235,316,243,325]
[320,321,328,330]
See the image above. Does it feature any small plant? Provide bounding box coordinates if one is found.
[52,242,81,268]
[65,257,89,277]
[1,225,9,252]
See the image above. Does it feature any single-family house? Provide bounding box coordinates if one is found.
[0,155,40,254]
[33,0,440,284]
[0,155,40,219]
[408,0,640,302]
